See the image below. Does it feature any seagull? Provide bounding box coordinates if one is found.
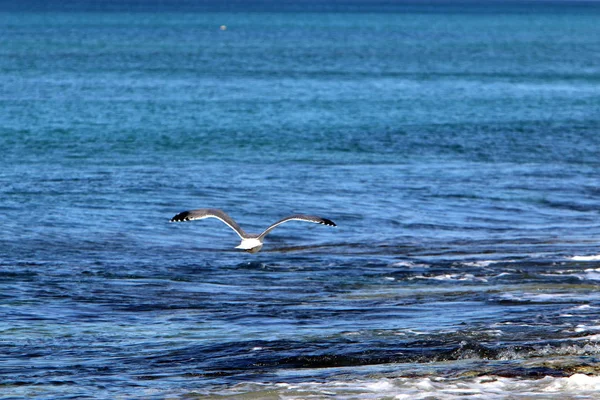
[170,208,336,253]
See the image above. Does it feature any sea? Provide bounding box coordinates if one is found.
[1,1,600,398]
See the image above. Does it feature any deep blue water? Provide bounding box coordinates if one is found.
[1,2,600,398]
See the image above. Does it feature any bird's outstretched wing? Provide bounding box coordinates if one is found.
[170,208,247,239]
[258,215,336,239]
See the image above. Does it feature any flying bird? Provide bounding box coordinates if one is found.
[170,208,336,253]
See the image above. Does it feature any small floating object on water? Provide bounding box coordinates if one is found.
[170,208,336,253]
[220,25,227,31]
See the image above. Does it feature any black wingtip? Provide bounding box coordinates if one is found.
[170,211,190,222]
[321,218,336,227]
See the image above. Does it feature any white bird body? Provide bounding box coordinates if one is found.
[170,208,336,253]
[235,238,263,253]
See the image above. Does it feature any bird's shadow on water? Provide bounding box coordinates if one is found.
[233,261,271,270]
[232,256,312,271]
[230,244,346,271]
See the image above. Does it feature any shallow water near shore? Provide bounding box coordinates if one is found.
[1,1,600,398]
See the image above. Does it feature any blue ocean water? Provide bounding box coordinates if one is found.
[1,1,600,398]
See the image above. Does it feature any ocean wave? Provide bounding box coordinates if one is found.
[495,292,600,303]
[210,374,600,399]
[573,268,600,282]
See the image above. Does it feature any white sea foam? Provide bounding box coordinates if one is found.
[492,272,513,278]
[497,292,600,303]
[546,268,600,282]
[571,304,595,310]
[222,374,600,400]
[582,268,600,281]
[410,273,487,282]
[571,254,600,261]
[543,268,600,282]
[560,304,599,317]
[578,334,600,342]
[462,260,497,268]
[574,325,600,333]
[390,261,430,269]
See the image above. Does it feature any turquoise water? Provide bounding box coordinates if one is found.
[2,2,600,398]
